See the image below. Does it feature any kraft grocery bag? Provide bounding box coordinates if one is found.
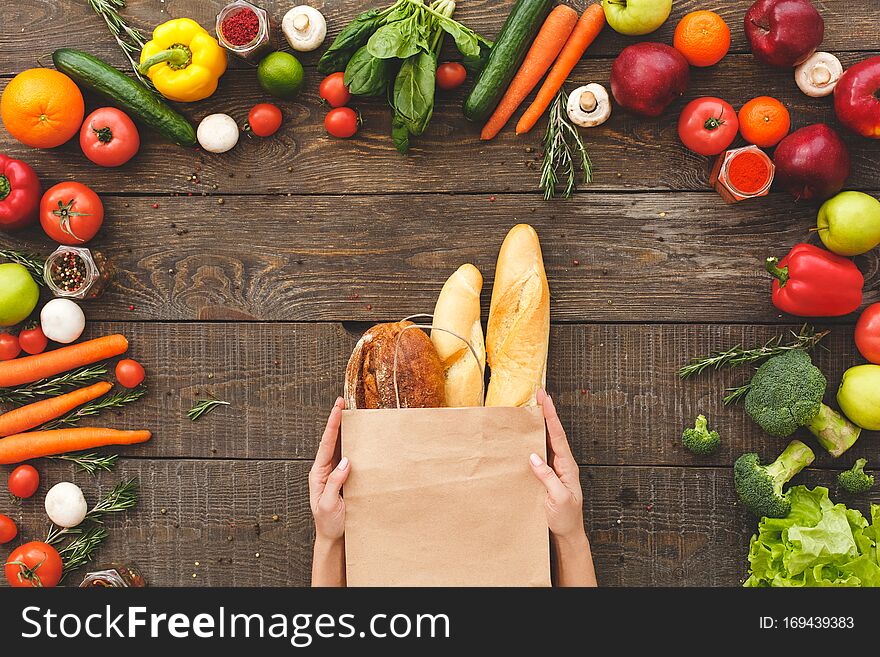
[341,406,550,587]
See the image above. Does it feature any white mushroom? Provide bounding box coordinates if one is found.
[197,114,240,153]
[45,482,88,529]
[282,5,327,52]
[567,84,611,128]
[795,52,843,97]
[40,298,85,344]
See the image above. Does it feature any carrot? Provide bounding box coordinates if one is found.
[0,427,151,464]
[0,335,128,388]
[0,381,113,437]
[516,4,606,135]
[481,5,579,141]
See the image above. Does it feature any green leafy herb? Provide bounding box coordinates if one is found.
[319,8,389,73]
[723,383,751,405]
[40,386,146,430]
[394,50,437,136]
[58,526,109,578]
[0,365,108,406]
[344,45,393,96]
[87,0,156,91]
[540,89,592,200]
[48,452,119,475]
[0,249,45,286]
[188,398,230,421]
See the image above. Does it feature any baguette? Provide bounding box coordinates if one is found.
[485,224,550,407]
[431,264,486,407]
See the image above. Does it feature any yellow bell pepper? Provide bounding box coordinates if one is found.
[139,18,227,102]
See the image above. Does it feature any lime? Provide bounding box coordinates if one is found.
[0,263,39,326]
[257,52,304,99]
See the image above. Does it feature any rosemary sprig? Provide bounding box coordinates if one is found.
[188,398,230,421]
[40,386,146,430]
[678,326,829,379]
[47,478,139,545]
[87,0,156,91]
[58,526,109,578]
[723,383,752,405]
[0,249,45,286]
[0,365,108,406]
[48,452,118,475]
[540,89,592,200]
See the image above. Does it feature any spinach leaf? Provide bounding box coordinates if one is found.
[344,45,392,96]
[437,15,480,57]
[367,15,424,59]
[391,114,411,154]
[318,8,384,73]
[462,39,492,76]
[393,51,436,136]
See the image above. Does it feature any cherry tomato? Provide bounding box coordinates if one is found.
[677,97,739,156]
[436,62,467,91]
[856,303,880,364]
[80,107,140,167]
[319,72,351,108]
[5,541,62,588]
[0,514,16,544]
[0,333,20,360]
[40,182,104,245]
[325,107,358,139]
[248,103,283,137]
[116,358,145,388]
[18,326,48,355]
[8,464,39,499]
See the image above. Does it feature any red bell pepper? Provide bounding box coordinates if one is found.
[0,154,41,232]
[765,243,863,317]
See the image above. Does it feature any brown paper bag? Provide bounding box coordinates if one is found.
[341,406,550,587]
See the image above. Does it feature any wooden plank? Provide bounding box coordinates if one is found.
[3,193,876,323]
[1,53,878,195]
[1,0,878,75]
[4,321,871,468]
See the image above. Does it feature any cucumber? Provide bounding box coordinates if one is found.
[52,48,197,147]
[463,0,552,123]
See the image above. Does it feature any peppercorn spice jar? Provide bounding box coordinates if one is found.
[80,563,146,588]
[709,145,775,204]
[216,0,273,64]
[43,246,115,300]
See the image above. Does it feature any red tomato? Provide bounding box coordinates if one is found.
[80,107,140,167]
[0,333,20,360]
[5,541,62,588]
[0,514,16,544]
[319,73,351,108]
[436,62,467,91]
[325,107,358,139]
[8,464,39,499]
[856,303,880,364]
[677,97,739,156]
[116,358,145,388]
[17,326,47,355]
[40,182,104,245]
[248,103,283,137]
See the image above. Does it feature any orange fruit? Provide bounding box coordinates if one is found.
[738,96,791,147]
[673,11,730,67]
[1,68,84,148]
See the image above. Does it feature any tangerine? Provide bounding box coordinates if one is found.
[738,96,791,147]
[674,11,730,67]
[1,68,84,149]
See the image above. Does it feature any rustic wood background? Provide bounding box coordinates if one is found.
[1,0,879,586]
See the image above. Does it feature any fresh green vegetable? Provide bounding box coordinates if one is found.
[744,350,861,457]
[838,459,875,494]
[51,49,196,147]
[463,0,552,123]
[48,452,118,475]
[188,398,230,421]
[319,8,386,74]
[681,414,720,455]
[343,46,392,96]
[744,485,880,586]
[540,89,592,200]
[86,0,156,91]
[734,440,815,518]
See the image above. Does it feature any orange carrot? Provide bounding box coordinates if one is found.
[0,381,113,437]
[0,427,151,464]
[481,5,579,141]
[516,4,606,135]
[0,335,128,388]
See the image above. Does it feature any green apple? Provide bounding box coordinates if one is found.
[817,191,880,256]
[602,0,672,35]
[837,364,880,431]
[0,263,39,326]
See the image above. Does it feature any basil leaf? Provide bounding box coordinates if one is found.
[393,51,436,136]
[344,46,392,96]
[318,9,383,73]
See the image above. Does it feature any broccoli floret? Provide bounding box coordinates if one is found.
[838,458,875,494]
[734,440,815,518]
[744,350,861,457]
[682,414,721,455]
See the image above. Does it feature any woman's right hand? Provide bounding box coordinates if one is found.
[309,397,351,542]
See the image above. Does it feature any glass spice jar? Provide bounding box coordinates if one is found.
[710,145,775,204]
[43,245,115,300]
[216,0,273,64]
[80,563,146,588]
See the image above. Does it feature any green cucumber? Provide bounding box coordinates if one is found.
[52,48,197,147]
[463,0,552,123]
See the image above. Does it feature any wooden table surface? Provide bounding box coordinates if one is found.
[1,0,879,587]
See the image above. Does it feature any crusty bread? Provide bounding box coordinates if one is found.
[344,321,446,409]
[485,224,550,407]
[431,264,486,407]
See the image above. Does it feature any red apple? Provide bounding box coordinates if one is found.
[744,0,823,68]
[834,56,880,139]
[610,43,689,117]
[773,124,850,201]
